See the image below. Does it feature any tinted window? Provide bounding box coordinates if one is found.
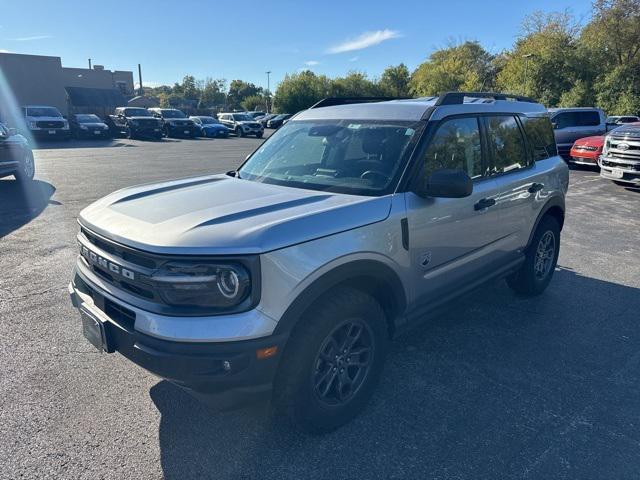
[554,111,601,128]
[521,116,558,161]
[486,115,529,174]
[423,117,484,179]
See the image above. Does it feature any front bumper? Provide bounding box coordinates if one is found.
[599,156,640,185]
[204,128,229,138]
[31,128,70,139]
[568,154,599,166]
[69,271,287,409]
[165,124,199,137]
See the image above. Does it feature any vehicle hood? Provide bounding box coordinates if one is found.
[202,124,228,130]
[573,136,604,148]
[78,175,392,255]
[79,122,108,128]
[237,121,261,126]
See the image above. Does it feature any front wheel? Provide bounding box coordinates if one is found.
[14,150,35,182]
[255,132,263,138]
[272,288,389,434]
[235,127,244,137]
[507,215,560,296]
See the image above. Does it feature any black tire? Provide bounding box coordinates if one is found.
[235,127,244,137]
[14,150,35,182]
[272,287,389,434]
[125,127,133,139]
[255,132,263,138]
[507,215,560,296]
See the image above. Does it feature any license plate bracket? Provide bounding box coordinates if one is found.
[610,168,624,179]
[80,308,111,352]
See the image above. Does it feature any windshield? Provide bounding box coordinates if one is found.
[162,110,187,118]
[26,107,62,117]
[75,114,101,123]
[238,120,420,195]
[200,117,219,124]
[233,114,253,122]
[124,108,152,117]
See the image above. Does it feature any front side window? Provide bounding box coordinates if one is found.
[486,115,529,174]
[239,120,420,195]
[423,117,484,179]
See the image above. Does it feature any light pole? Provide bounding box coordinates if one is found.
[265,70,271,113]
[522,53,534,96]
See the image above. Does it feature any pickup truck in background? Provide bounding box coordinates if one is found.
[107,107,163,140]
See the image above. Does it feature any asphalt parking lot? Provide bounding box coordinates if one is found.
[1,135,639,480]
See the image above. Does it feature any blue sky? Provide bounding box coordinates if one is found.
[1,0,593,91]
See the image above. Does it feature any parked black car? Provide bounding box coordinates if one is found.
[148,108,199,138]
[0,122,35,182]
[107,107,163,140]
[70,114,111,139]
[258,113,278,127]
[266,114,292,129]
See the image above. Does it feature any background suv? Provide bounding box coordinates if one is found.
[148,108,199,138]
[69,93,567,433]
[218,112,264,137]
[548,107,606,159]
[108,107,163,140]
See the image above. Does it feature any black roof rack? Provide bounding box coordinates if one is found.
[309,96,409,109]
[434,92,536,106]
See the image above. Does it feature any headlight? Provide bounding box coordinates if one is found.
[151,261,251,309]
[29,121,37,129]
[130,119,139,125]
[63,121,69,130]
[80,125,88,130]
[603,139,610,155]
[102,125,109,130]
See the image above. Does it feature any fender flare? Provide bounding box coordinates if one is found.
[526,195,565,248]
[273,259,407,337]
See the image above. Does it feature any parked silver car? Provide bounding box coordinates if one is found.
[548,107,606,159]
[69,92,568,433]
[599,123,640,186]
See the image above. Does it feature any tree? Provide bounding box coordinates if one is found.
[378,64,411,97]
[331,71,381,97]
[228,80,262,109]
[180,75,198,100]
[241,94,267,111]
[410,41,496,96]
[199,78,226,108]
[273,70,331,113]
[496,11,583,106]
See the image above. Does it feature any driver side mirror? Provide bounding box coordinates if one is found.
[413,169,473,198]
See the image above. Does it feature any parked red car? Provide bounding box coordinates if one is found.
[569,135,604,166]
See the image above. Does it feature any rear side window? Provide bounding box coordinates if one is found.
[423,117,485,179]
[521,116,558,161]
[553,111,601,128]
[485,115,529,174]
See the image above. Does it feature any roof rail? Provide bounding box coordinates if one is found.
[309,96,409,109]
[434,91,536,106]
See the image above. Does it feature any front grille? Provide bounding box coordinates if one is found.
[82,228,156,268]
[601,159,640,171]
[137,119,158,127]
[574,145,598,152]
[36,120,64,128]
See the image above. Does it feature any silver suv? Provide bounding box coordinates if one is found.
[69,92,568,433]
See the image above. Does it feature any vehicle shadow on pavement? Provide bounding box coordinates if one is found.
[151,266,640,480]
[0,179,55,238]
[33,139,139,149]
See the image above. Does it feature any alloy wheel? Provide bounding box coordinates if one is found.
[534,230,556,280]
[312,319,374,406]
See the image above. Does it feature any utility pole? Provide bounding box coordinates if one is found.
[138,64,143,96]
[522,54,534,96]
[265,70,271,113]
[88,58,92,69]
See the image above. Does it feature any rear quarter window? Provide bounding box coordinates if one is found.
[521,116,558,161]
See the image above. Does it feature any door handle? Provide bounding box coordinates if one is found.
[528,182,544,193]
[474,198,496,210]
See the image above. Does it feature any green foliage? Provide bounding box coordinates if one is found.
[378,64,411,97]
[410,41,496,96]
[331,71,381,97]
[228,80,263,110]
[241,94,267,111]
[273,70,332,113]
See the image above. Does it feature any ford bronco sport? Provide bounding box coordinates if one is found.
[69,93,568,433]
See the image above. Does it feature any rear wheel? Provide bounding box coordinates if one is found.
[507,215,560,296]
[14,150,35,182]
[272,288,388,434]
